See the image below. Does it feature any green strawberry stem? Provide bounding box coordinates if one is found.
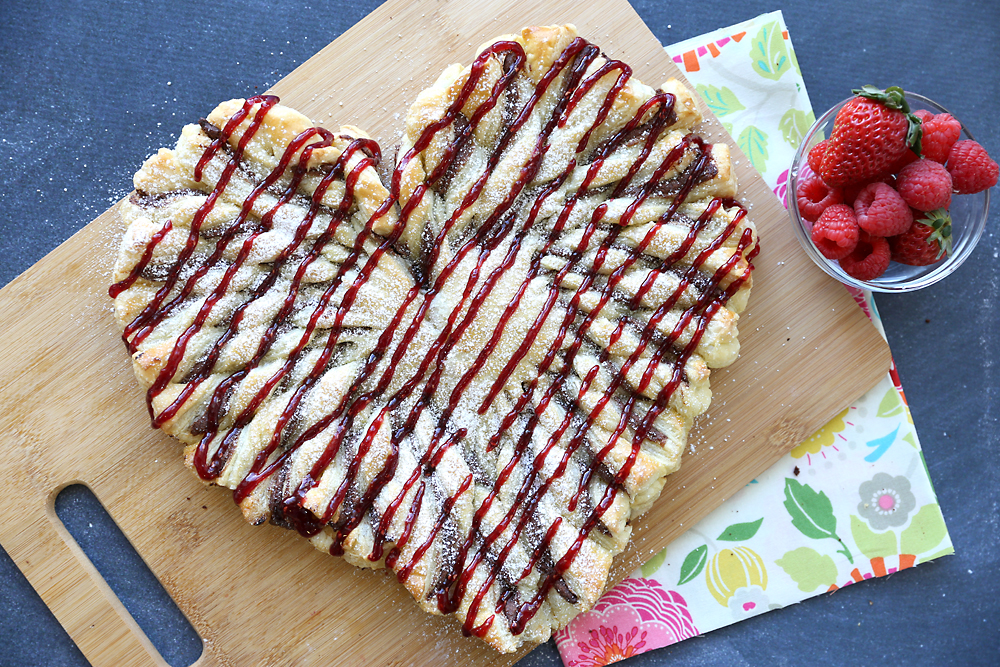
[852,85,924,156]
[853,85,910,112]
[918,208,953,259]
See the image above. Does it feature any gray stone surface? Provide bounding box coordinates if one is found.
[1,1,997,665]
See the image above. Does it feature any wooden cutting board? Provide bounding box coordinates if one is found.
[0,0,891,665]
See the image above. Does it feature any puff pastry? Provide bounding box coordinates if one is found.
[110,25,757,652]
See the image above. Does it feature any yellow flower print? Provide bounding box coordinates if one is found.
[705,547,768,606]
[791,407,849,460]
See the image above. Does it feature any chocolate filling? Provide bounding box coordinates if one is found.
[199,118,224,140]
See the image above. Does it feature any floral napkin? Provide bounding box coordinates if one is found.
[553,12,954,666]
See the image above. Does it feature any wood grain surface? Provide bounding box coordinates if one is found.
[0,0,890,665]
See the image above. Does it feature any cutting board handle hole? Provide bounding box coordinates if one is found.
[54,484,203,667]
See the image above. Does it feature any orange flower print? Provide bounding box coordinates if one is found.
[571,625,649,666]
[827,554,919,592]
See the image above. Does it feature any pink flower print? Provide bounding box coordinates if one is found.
[847,286,873,320]
[774,168,789,208]
[556,578,699,667]
[565,618,649,667]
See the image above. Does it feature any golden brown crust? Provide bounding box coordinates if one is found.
[111,25,757,654]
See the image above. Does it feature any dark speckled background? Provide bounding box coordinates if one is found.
[1,1,998,665]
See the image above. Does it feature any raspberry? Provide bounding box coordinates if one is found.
[796,175,843,223]
[896,159,953,211]
[839,230,891,281]
[842,175,895,205]
[808,140,829,175]
[853,182,912,236]
[841,181,865,205]
[913,109,934,123]
[887,148,919,176]
[921,113,961,164]
[947,140,999,194]
[811,204,860,260]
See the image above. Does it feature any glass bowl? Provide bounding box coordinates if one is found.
[788,92,989,292]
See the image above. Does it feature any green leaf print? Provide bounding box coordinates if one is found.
[778,108,815,150]
[717,517,764,542]
[850,515,897,559]
[783,478,854,563]
[903,432,918,449]
[877,387,906,418]
[901,504,949,557]
[696,84,746,117]
[677,544,708,585]
[775,547,838,592]
[749,21,791,80]
[783,479,836,539]
[721,121,735,139]
[641,547,668,578]
[738,126,769,174]
[789,38,803,78]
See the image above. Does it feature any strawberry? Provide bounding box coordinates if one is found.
[819,86,923,188]
[889,209,953,266]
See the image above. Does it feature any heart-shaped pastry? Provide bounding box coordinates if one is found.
[110,24,757,652]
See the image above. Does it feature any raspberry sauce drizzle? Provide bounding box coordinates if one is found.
[114,37,758,642]
[454,133,726,637]
[291,38,597,560]
[147,127,339,428]
[108,220,172,299]
[121,95,279,351]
